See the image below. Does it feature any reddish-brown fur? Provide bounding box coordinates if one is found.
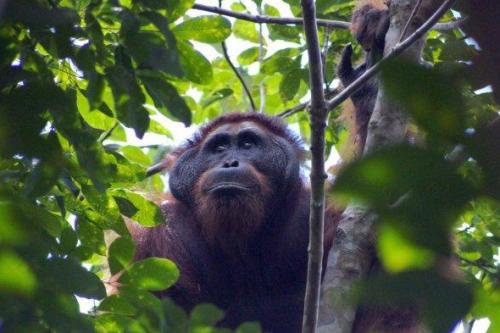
[132,113,340,332]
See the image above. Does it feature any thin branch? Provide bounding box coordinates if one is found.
[221,41,256,112]
[218,0,255,112]
[459,256,497,274]
[300,0,328,331]
[278,88,339,118]
[279,101,310,118]
[258,5,266,113]
[192,3,463,31]
[399,0,423,42]
[192,3,350,29]
[326,0,456,112]
[435,17,467,31]
[98,122,119,144]
[463,319,476,333]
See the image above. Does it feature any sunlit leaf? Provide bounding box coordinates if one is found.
[112,189,163,227]
[234,20,259,43]
[109,237,135,274]
[0,250,37,296]
[99,294,137,316]
[177,41,213,84]
[122,258,179,291]
[173,16,231,43]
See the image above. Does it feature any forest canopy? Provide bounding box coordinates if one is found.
[0,0,499,332]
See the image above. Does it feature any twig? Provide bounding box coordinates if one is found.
[258,5,266,113]
[221,40,256,112]
[278,88,339,118]
[463,319,476,333]
[192,3,463,31]
[459,256,497,274]
[399,0,423,42]
[98,122,119,144]
[300,0,328,331]
[435,17,467,31]
[218,0,255,112]
[279,101,310,118]
[326,0,456,112]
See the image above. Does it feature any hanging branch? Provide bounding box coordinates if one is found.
[192,3,464,31]
[221,40,256,112]
[218,1,255,112]
[399,0,423,42]
[300,0,328,332]
[318,1,456,332]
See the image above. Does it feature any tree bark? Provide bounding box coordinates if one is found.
[318,1,449,332]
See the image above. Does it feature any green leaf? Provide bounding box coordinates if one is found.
[99,294,137,316]
[333,145,474,253]
[238,47,262,66]
[112,189,164,227]
[377,223,434,272]
[148,119,172,137]
[261,54,295,74]
[264,5,300,43]
[137,0,194,22]
[190,303,225,327]
[280,69,301,102]
[0,250,37,296]
[77,218,106,256]
[86,72,105,109]
[40,257,106,299]
[234,20,259,43]
[77,89,116,131]
[59,227,78,253]
[201,88,234,108]
[122,257,179,291]
[162,298,189,332]
[333,145,473,208]
[173,16,231,43]
[95,313,144,333]
[120,146,151,166]
[0,202,30,245]
[5,0,78,28]
[177,41,213,84]
[138,72,191,126]
[236,322,262,333]
[109,237,135,274]
[381,60,466,141]
[359,270,473,333]
[123,11,183,78]
[74,44,96,72]
[106,65,149,138]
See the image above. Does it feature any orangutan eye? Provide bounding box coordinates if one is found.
[214,144,227,153]
[241,141,253,149]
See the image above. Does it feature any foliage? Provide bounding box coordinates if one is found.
[0,0,498,332]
